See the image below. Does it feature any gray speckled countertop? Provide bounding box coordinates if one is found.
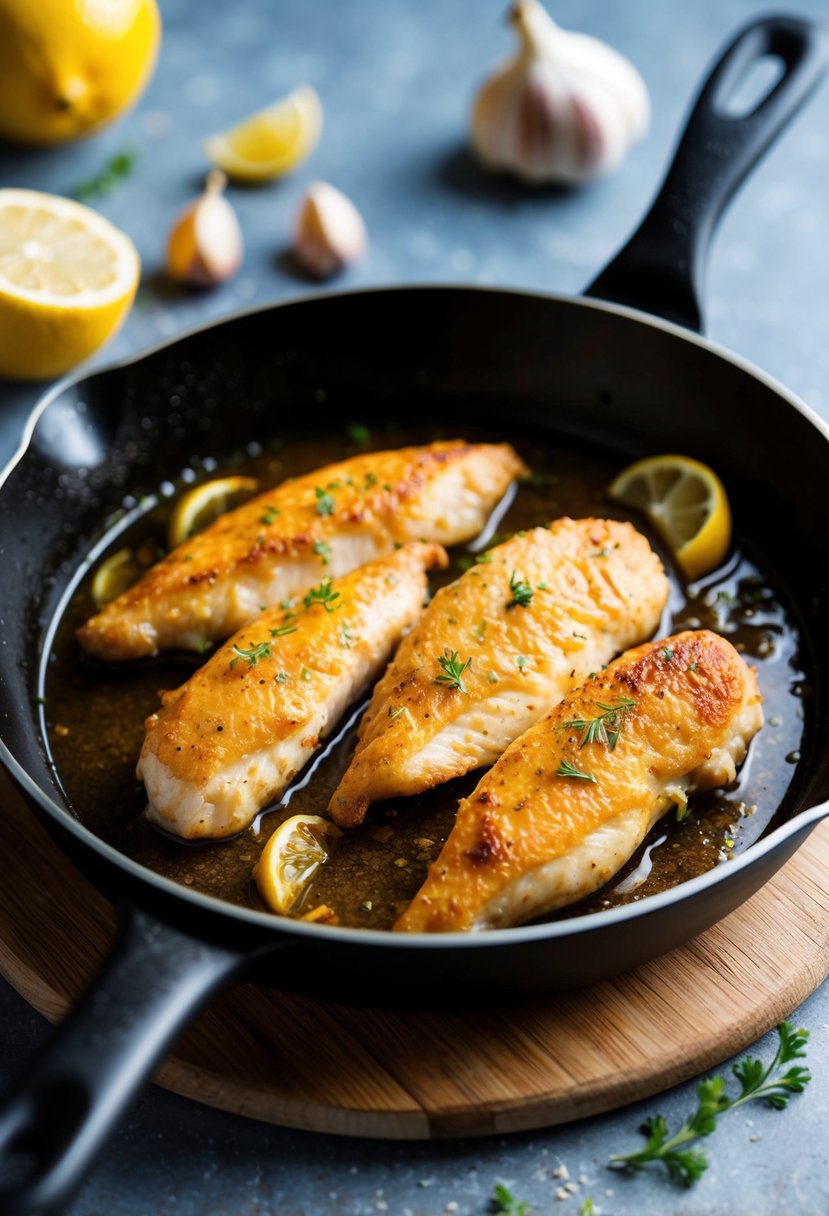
[2,1,829,1213]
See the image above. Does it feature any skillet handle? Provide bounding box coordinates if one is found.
[0,901,256,1215]
[585,15,828,332]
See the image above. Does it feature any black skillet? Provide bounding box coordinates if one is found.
[1,15,828,1215]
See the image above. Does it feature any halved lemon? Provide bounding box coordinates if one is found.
[168,475,258,548]
[608,454,731,581]
[91,547,143,607]
[0,189,140,380]
[254,814,341,916]
[204,86,323,183]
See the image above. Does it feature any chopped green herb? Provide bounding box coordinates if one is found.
[609,1021,810,1187]
[301,667,312,681]
[194,638,213,655]
[385,574,398,587]
[536,581,549,590]
[275,671,290,683]
[435,647,472,693]
[184,553,194,562]
[578,1199,595,1216]
[573,631,588,640]
[488,670,499,683]
[269,623,297,638]
[491,1182,530,1214]
[230,640,271,669]
[473,620,487,642]
[364,471,378,488]
[340,624,354,648]
[561,696,636,751]
[382,482,393,492]
[689,662,699,673]
[517,655,529,669]
[388,706,411,723]
[506,570,534,610]
[72,148,139,201]
[256,534,266,546]
[313,539,332,565]
[279,598,295,611]
[361,900,374,912]
[662,646,675,662]
[314,486,335,516]
[303,578,341,613]
[346,421,371,446]
[556,757,597,782]
[259,505,280,525]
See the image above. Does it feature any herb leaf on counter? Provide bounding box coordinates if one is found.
[491,1182,530,1214]
[609,1022,811,1186]
[72,148,139,201]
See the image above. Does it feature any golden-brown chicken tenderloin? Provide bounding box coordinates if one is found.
[395,630,762,933]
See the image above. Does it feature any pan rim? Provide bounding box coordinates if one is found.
[2,281,828,950]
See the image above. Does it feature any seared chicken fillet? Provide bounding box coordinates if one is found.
[329,518,669,828]
[395,630,763,932]
[79,441,525,661]
[137,543,447,839]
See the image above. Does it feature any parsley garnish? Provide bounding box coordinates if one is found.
[303,578,341,613]
[259,505,280,525]
[506,570,533,609]
[491,1183,530,1215]
[230,640,271,669]
[556,758,597,782]
[269,624,297,638]
[346,421,371,446]
[314,486,335,516]
[275,671,290,683]
[72,148,139,201]
[517,655,529,669]
[662,646,675,662]
[435,648,472,693]
[561,697,636,751]
[301,667,312,680]
[364,471,378,488]
[488,670,499,683]
[313,539,332,565]
[609,1021,810,1187]
[388,706,411,723]
[340,623,353,648]
[689,662,699,672]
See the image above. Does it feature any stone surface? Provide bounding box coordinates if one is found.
[1,0,828,1212]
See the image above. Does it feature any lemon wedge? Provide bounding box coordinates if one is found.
[608,454,731,581]
[91,548,143,607]
[254,814,341,916]
[0,189,140,380]
[168,475,259,548]
[204,86,323,183]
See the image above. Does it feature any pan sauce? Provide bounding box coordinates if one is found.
[42,426,808,930]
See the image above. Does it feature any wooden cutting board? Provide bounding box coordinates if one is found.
[1,767,828,1139]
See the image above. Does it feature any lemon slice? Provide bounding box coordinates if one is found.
[254,814,341,916]
[204,86,323,183]
[168,475,258,547]
[91,547,144,607]
[608,454,732,581]
[0,189,140,380]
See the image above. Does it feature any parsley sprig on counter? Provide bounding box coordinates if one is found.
[609,1021,811,1186]
[491,1183,530,1214]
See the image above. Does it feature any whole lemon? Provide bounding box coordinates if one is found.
[0,0,161,146]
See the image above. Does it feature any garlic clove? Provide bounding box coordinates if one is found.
[166,170,244,287]
[471,0,649,186]
[293,181,367,279]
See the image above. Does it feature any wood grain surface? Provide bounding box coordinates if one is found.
[2,767,828,1139]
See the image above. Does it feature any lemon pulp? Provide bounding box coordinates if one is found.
[608,454,731,581]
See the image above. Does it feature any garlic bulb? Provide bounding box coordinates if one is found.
[471,0,649,185]
[293,182,367,279]
[166,170,243,287]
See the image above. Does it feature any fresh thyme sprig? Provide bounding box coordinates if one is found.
[435,648,472,692]
[506,570,534,610]
[561,696,636,751]
[230,640,272,669]
[555,757,597,783]
[72,148,139,201]
[314,486,335,516]
[491,1183,530,1215]
[303,578,341,613]
[609,1022,811,1187]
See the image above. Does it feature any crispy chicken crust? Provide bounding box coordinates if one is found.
[329,517,669,827]
[395,630,763,933]
[79,440,525,661]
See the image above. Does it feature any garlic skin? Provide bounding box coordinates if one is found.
[166,170,243,287]
[471,0,649,185]
[294,182,367,279]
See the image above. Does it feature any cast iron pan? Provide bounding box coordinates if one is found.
[0,16,828,1215]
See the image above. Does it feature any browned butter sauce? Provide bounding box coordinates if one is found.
[42,426,809,931]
